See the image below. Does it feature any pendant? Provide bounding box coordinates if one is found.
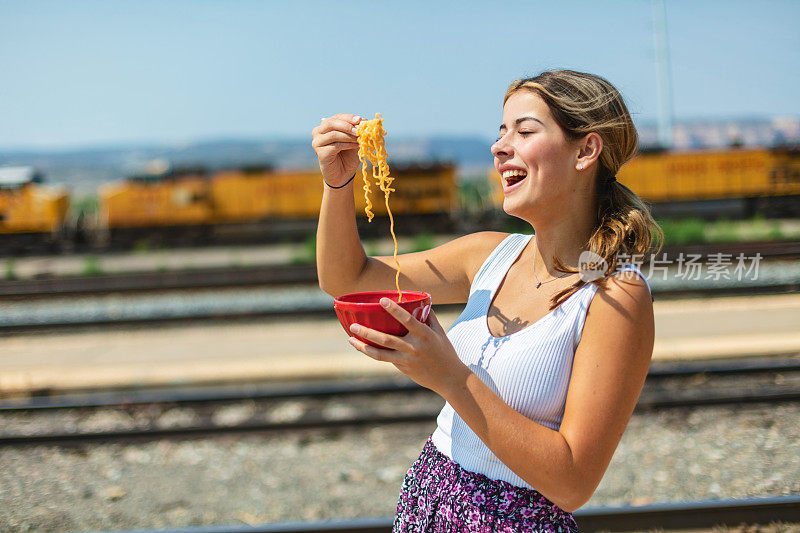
[536,282,542,288]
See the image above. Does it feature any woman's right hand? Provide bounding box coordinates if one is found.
[311,113,362,187]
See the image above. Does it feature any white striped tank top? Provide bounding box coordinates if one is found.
[431,233,652,490]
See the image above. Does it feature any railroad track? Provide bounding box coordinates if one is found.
[1,279,798,334]
[2,240,798,300]
[0,264,318,299]
[81,494,800,531]
[2,354,798,448]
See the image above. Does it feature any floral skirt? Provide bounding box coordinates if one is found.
[392,434,579,532]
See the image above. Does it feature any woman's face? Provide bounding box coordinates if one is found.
[490,90,583,221]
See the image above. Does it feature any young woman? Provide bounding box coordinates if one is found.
[312,69,662,532]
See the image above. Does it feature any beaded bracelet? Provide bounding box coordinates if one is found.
[324,173,356,189]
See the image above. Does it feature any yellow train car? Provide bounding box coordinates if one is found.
[353,162,458,218]
[94,161,459,246]
[211,162,457,221]
[99,169,212,228]
[616,147,800,201]
[0,167,69,235]
[211,167,323,221]
[207,162,457,238]
[767,145,800,197]
[487,147,800,217]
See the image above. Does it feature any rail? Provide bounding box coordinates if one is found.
[2,354,798,447]
[85,495,800,532]
[2,241,798,300]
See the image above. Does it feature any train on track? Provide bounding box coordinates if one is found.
[1,145,798,255]
[488,145,800,219]
[0,166,70,253]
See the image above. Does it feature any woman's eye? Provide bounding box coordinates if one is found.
[519,131,534,136]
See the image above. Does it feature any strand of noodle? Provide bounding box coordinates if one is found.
[357,127,373,221]
[383,181,401,302]
[356,113,402,302]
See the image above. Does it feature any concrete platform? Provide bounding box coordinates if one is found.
[0,293,798,396]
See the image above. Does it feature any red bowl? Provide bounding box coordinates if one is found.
[334,291,432,348]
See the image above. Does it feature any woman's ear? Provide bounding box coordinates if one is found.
[576,132,603,171]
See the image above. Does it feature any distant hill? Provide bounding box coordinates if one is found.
[0,117,797,195]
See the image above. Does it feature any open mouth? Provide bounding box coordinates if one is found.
[502,169,527,187]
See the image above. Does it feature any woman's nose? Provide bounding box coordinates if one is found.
[491,135,512,158]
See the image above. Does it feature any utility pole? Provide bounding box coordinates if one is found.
[653,0,674,149]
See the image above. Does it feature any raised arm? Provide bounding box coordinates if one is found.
[312,113,507,304]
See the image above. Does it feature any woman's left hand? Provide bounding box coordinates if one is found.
[348,297,470,398]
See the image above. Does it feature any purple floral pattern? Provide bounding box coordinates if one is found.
[393,435,579,532]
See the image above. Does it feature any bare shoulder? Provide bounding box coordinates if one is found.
[454,231,510,284]
[587,269,654,331]
[603,268,653,301]
[364,231,510,305]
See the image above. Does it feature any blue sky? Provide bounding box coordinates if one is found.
[1,0,798,149]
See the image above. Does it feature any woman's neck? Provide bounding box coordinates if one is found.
[529,214,596,276]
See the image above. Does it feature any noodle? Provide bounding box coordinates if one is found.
[356,113,402,302]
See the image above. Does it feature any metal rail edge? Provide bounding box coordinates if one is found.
[2,385,799,447]
[85,494,800,532]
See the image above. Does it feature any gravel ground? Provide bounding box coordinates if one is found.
[1,402,799,532]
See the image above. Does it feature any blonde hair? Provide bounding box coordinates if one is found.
[504,69,664,308]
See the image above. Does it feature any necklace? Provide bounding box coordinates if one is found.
[532,242,573,289]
